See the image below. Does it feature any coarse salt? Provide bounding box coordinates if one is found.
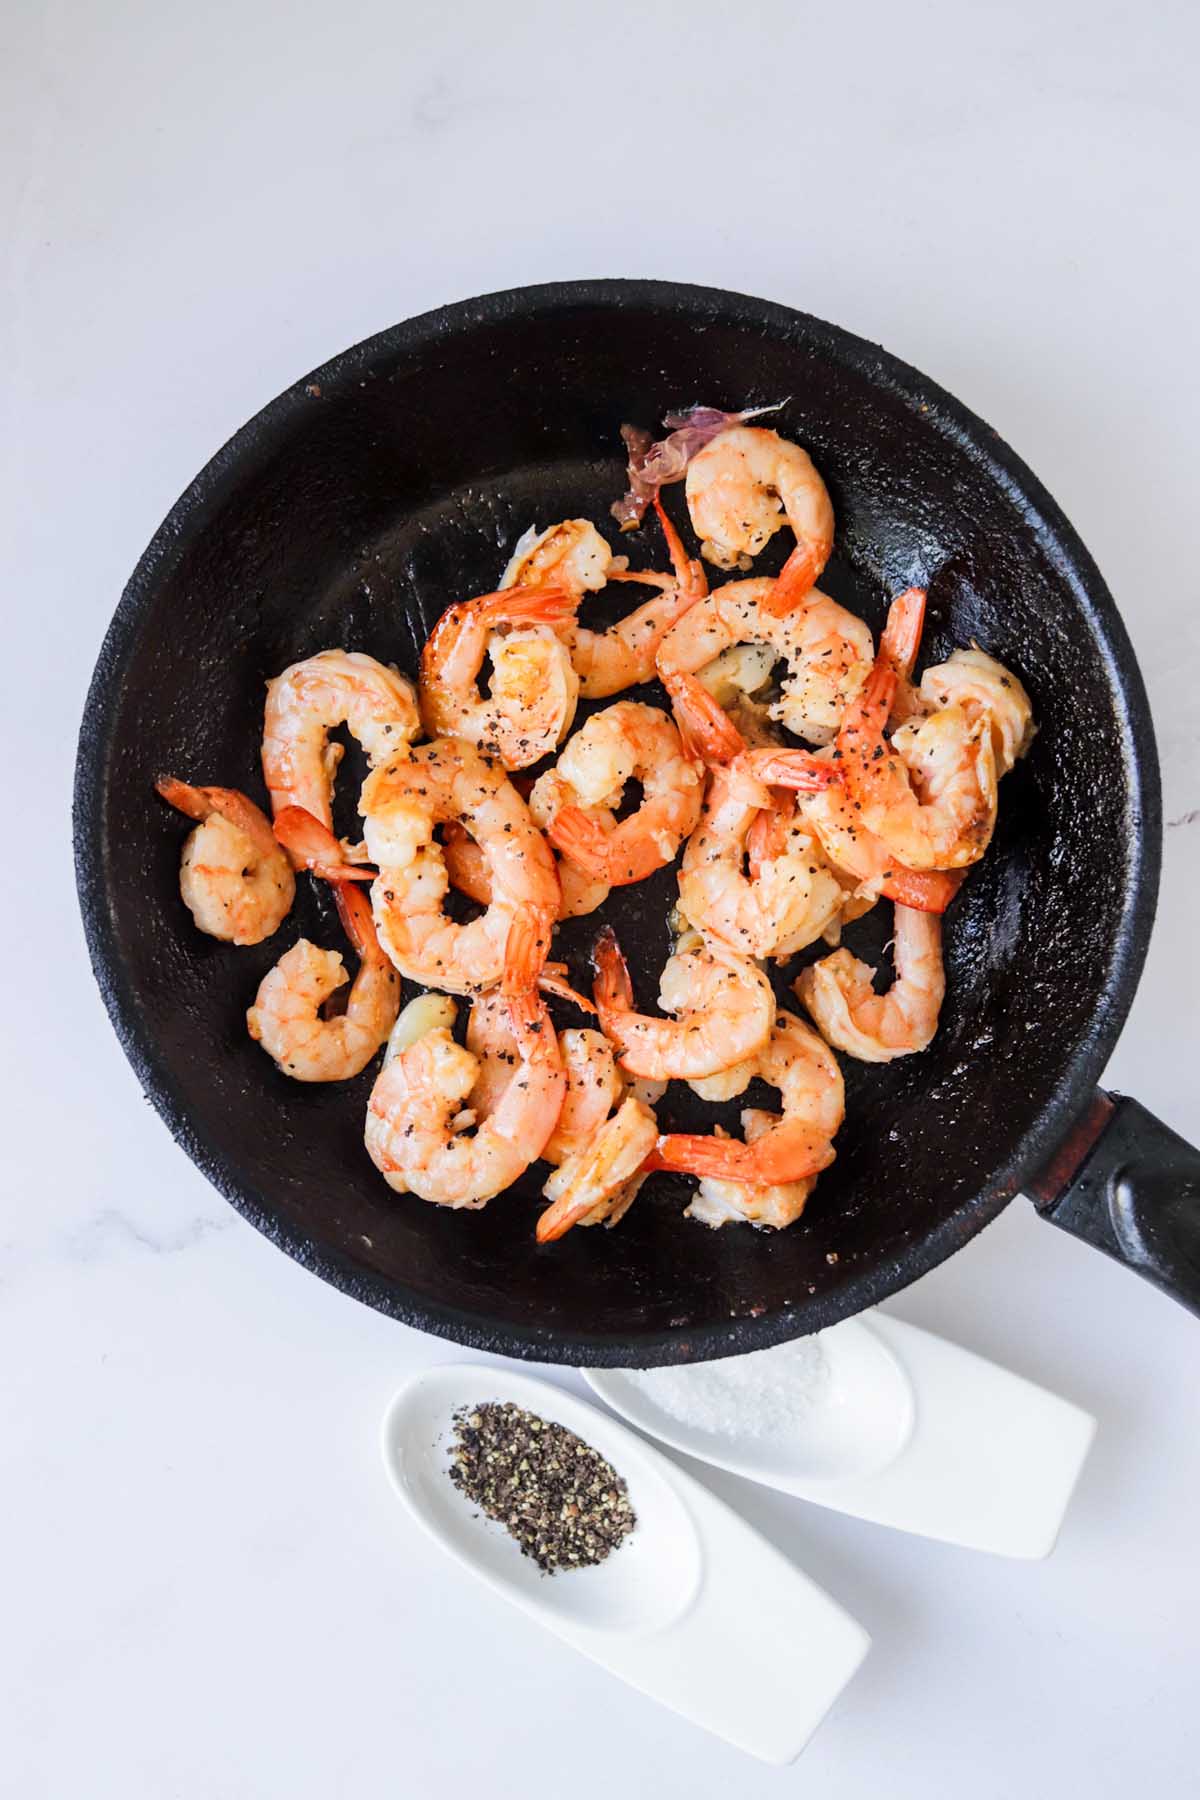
[624,1336,830,1441]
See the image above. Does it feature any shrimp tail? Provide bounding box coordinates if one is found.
[502,905,555,996]
[743,748,838,791]
[273,805,376,881]
[879,587,927,675]
[155,775,210,821]
[838,654,898,798]
[745,798,791,881]
[880,864,964,914]
[547,807,612,882]
[653,494,708,599]
[661,669,745,766]
[607,568,675,589]
[475,584,578,631]
[591,925,634,1017]
[652,1120,836,1184]
[761,542,822,617]
[332,879,384,959]
[505,988,560,1065]
[538,962,597,1015]
[441,820,494,906]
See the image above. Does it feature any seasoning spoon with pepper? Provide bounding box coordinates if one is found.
[381,1364,869,1764]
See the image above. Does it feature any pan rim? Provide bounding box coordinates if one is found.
[72,277,1162,1364]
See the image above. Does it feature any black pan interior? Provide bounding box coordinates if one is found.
[75,281,1158,1362]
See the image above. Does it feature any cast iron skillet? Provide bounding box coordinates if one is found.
[74,280,1200,1363]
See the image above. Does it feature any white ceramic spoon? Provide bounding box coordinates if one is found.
[585,1313,1096,1559]
[381,1364,869,1764]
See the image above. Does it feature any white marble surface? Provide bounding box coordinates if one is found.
[4,1,1199,1792]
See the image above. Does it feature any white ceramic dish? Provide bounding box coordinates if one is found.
[381,1364,870,1763]
[585,1313,1097,1559]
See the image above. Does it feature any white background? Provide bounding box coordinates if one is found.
[4,1,1199,1793]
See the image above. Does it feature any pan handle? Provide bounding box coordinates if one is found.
[1028,1091,1200,1316]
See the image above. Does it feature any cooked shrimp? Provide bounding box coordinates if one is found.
[796,904,945,1061]
[542,1028,627,1163]
[448,800,608,921]
[653,928,767,1103]
[538,1097,659,1242]
[360,740,559,995]
[668,1013,845,1228]
[667,675,845,959]
[915,647,1035,777]
[651,1011,841,1215]
[261,650,420,853]
[799,772,965,913]
[246,882,400,1081]
[609,402,788,532]
[684,425,834,615]
[363,959,565,1209]
[418,585,580,769]
[526,779,612,919]
[503,503,706,698]
[683,770,847,960]
[155,777,295,945]
[657,578,874,746]
[839,656,998,870]
[537,702,704,888]
[592,926,774,1082]
[460,1003,655,1239]
[464,982,598,1135]
[650,1116,835,1190]
[683,1114,815,1228]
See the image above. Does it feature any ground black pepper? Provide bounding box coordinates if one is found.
[448,1401,636,1575]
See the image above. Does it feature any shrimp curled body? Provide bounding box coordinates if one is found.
[361,740,560,995]
[261,651,420,852]
[156,777,295,945]
[364,987,565,1208]
[593,927,775,1083]
[657,579,873,747]
[796,904,945,1061]
[419,586,580,769]
[246,882,400,1081]
[503,515,705,697]
[671,1013,845,1229]
[537,701,704,889]
[684,425,834,614]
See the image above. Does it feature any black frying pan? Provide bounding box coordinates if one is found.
[73,280,1200,1363]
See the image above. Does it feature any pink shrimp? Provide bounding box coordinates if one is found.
[156,777,295,945]
[246,880,400,1082]
[418,584,581,768]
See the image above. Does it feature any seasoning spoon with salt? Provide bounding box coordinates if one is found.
[584,1312,1096,1559]
[381,1364,869,1764]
